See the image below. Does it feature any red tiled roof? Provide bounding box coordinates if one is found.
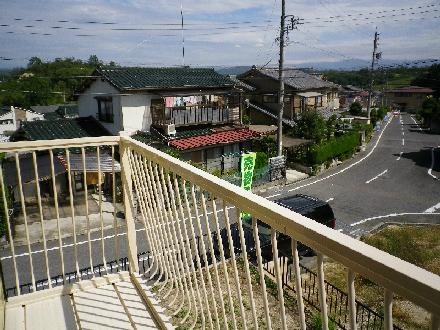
[388,86,434,93]
[169,128,260,150]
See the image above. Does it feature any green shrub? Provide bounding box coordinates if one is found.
[254,152,268,170]
[308,132,360,165]
[349,101,363,116]
[311,313,335,330]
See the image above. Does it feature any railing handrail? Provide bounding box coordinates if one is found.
[0,136,119,153]
[122,135,440,316]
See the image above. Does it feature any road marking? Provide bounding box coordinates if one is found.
[428,147,438,180]
[350,212,440,227]
[266,193,282,199]
[365,169,388,184]
[396,151,403,161]
[425,202,440,213]
[402,138,404,146]
[288,115,394,192]
[410,115,422,131]
[325,197,334,202]
[402,131,404,136]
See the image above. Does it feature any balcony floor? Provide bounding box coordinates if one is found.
[5,272,173,330]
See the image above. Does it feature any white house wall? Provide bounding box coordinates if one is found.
[78,79,122,135]
[0,111,15,135]
[25,111,44,121]
[121,94,155,134]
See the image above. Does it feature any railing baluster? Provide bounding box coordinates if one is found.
[271,229,287,330]
[384,289,393,330]
[189,185,221,329]
[49,150,65,284]
[81,147,94,277]
[252,217,272,329]
[316,253,328,329]
[347,269,357,330]
[119,142,139,274]
[222,201,247,329]
[235,208,258,329]
[13,152,35,292]
[65,149,80,279]
[111,146,120,272]
[292,239,306,330]
[182,179,212,329]
[199,193,227,329]
[32,151,52,289]
[173,176,205,329]
[96,147,107,273]
[0,164,20,295]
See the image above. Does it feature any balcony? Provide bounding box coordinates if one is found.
[152,104,232,127]
[0,136,439,329]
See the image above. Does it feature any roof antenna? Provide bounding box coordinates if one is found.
[180,1,185,67]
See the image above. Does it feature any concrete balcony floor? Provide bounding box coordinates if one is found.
[5,272,173,330]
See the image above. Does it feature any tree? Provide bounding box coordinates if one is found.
[88,55,102,67]
[418,96,440,126]
[295,110,327,143]
[27,56,43,68]
[412,64,440,97]
[349,101,363,116]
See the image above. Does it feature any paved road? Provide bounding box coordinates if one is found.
[260,113,440,236]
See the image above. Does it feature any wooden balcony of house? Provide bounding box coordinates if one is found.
[151,104,232,127]
[0,136,438,329]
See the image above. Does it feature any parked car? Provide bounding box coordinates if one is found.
[213,194,336,261]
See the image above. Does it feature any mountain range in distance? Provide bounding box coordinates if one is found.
[215,58,437,75]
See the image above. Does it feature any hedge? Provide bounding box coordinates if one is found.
[309,132,360,165]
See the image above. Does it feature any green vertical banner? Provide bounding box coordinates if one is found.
[240,152,256,220]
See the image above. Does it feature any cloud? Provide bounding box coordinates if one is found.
[0,0,439,68]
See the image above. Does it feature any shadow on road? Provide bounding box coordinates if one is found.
[395,148,440,172]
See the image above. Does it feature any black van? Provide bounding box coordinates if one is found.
[214,194,336,260]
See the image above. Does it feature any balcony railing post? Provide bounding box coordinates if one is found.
[119,133,140,274]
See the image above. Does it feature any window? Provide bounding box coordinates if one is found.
[263,94,277,103]
[96,97,113,123]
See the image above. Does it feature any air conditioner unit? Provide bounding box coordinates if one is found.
[164,123,176,136]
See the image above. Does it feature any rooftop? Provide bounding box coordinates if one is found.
[96,66,234,91]
[239,67,339,90]
[387,86,435,93]
[10,116,111,142]
[169,127,260,150]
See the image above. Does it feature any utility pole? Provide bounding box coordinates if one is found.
[276,0,285,157]
[276,1,303,156]
[367,28,380,122]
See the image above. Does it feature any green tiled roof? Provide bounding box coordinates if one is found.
[11,116,111,141]
[175,127,212,139]
[97,66,233,91]
[43,112,62,120]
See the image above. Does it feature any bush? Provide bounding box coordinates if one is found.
[254,152,268,170]
[349,101,363,116]
[311,313,335,330]
[308,132,360,165]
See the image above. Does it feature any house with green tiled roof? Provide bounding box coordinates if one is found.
[78,66,241,135]
[78,66,260,172]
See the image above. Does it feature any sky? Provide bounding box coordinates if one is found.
[0,0,439,68]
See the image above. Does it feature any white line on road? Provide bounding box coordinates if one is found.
[402,138,405,146]
[288,115,393,192]
[350,212,440,227]
[410,115,422,131]
[326,197,334,202]
[402,131,404,136]
[266,193,282,199]
[396,151,403,161]
[365,169,388,184]
[428,147,438,180]
[425,202,440,213]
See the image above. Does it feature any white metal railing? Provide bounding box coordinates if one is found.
[0,136,439,330]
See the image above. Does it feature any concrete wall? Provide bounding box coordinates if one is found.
[121,94,159,134]
[78,80,122,134]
